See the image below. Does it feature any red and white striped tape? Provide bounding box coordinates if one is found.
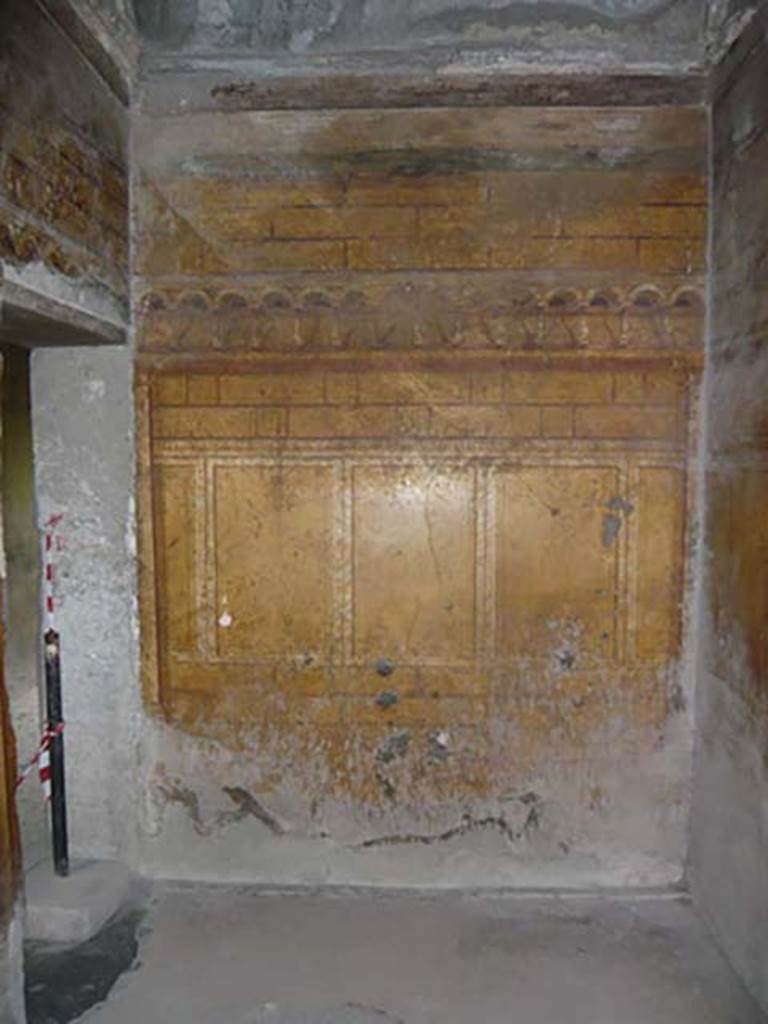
[14,723,65,800]
[14,513,67,800]
[44,513,64,629]
[38,744,52,802]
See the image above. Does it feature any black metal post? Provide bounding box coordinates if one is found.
[44,627,69,877]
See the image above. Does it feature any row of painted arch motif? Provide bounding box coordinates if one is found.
[138,282,705,353]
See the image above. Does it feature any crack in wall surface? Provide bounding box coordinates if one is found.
[220,786,286,835]
[157,780,285,836]
[354,804,540,849]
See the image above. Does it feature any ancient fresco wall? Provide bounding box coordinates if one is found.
[1,0,133,876]
[133,0,709,76]
[0,0,129,328]
[133,99,706,885]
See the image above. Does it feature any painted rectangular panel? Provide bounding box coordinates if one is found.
[495,466,620,661]
[213,463,335,660]
[352,465,476,663]
[634,467,685,660]
[153,463,200,656]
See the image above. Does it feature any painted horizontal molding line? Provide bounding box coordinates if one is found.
[141,69,707,114]
[137,353,704,377]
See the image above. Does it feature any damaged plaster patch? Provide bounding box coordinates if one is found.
[548,618,585,674]
[374,729,411,801]
[134,0,707,72]
[221,786,286,835]
[706,0,759,61]
[155,775,286,837]
[602,495,634,547]
[356,794,542,849]
[376,730,411,764]
[668,678,686,713]
[155,778,208,835]
[427,729,451,761]
[84,378,107,402]
[218,595,233,628]
[375,657,396,678]
[408,0,687,39]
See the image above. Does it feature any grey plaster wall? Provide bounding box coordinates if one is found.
[41,0,140,101]
[689,8,768,1016]
[705,0,762,62]
[30,347,141,868]
[690,674,768,1012]
[0,902,26,1024]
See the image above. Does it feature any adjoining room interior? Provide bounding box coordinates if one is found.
[1,1,767,1021]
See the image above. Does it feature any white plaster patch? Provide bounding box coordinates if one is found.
[218,596,233,628]
[125,495,137,559]
[84,378,107,402]
[289,29,317,52]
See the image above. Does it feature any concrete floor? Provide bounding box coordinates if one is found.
[65,884,767,1024]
